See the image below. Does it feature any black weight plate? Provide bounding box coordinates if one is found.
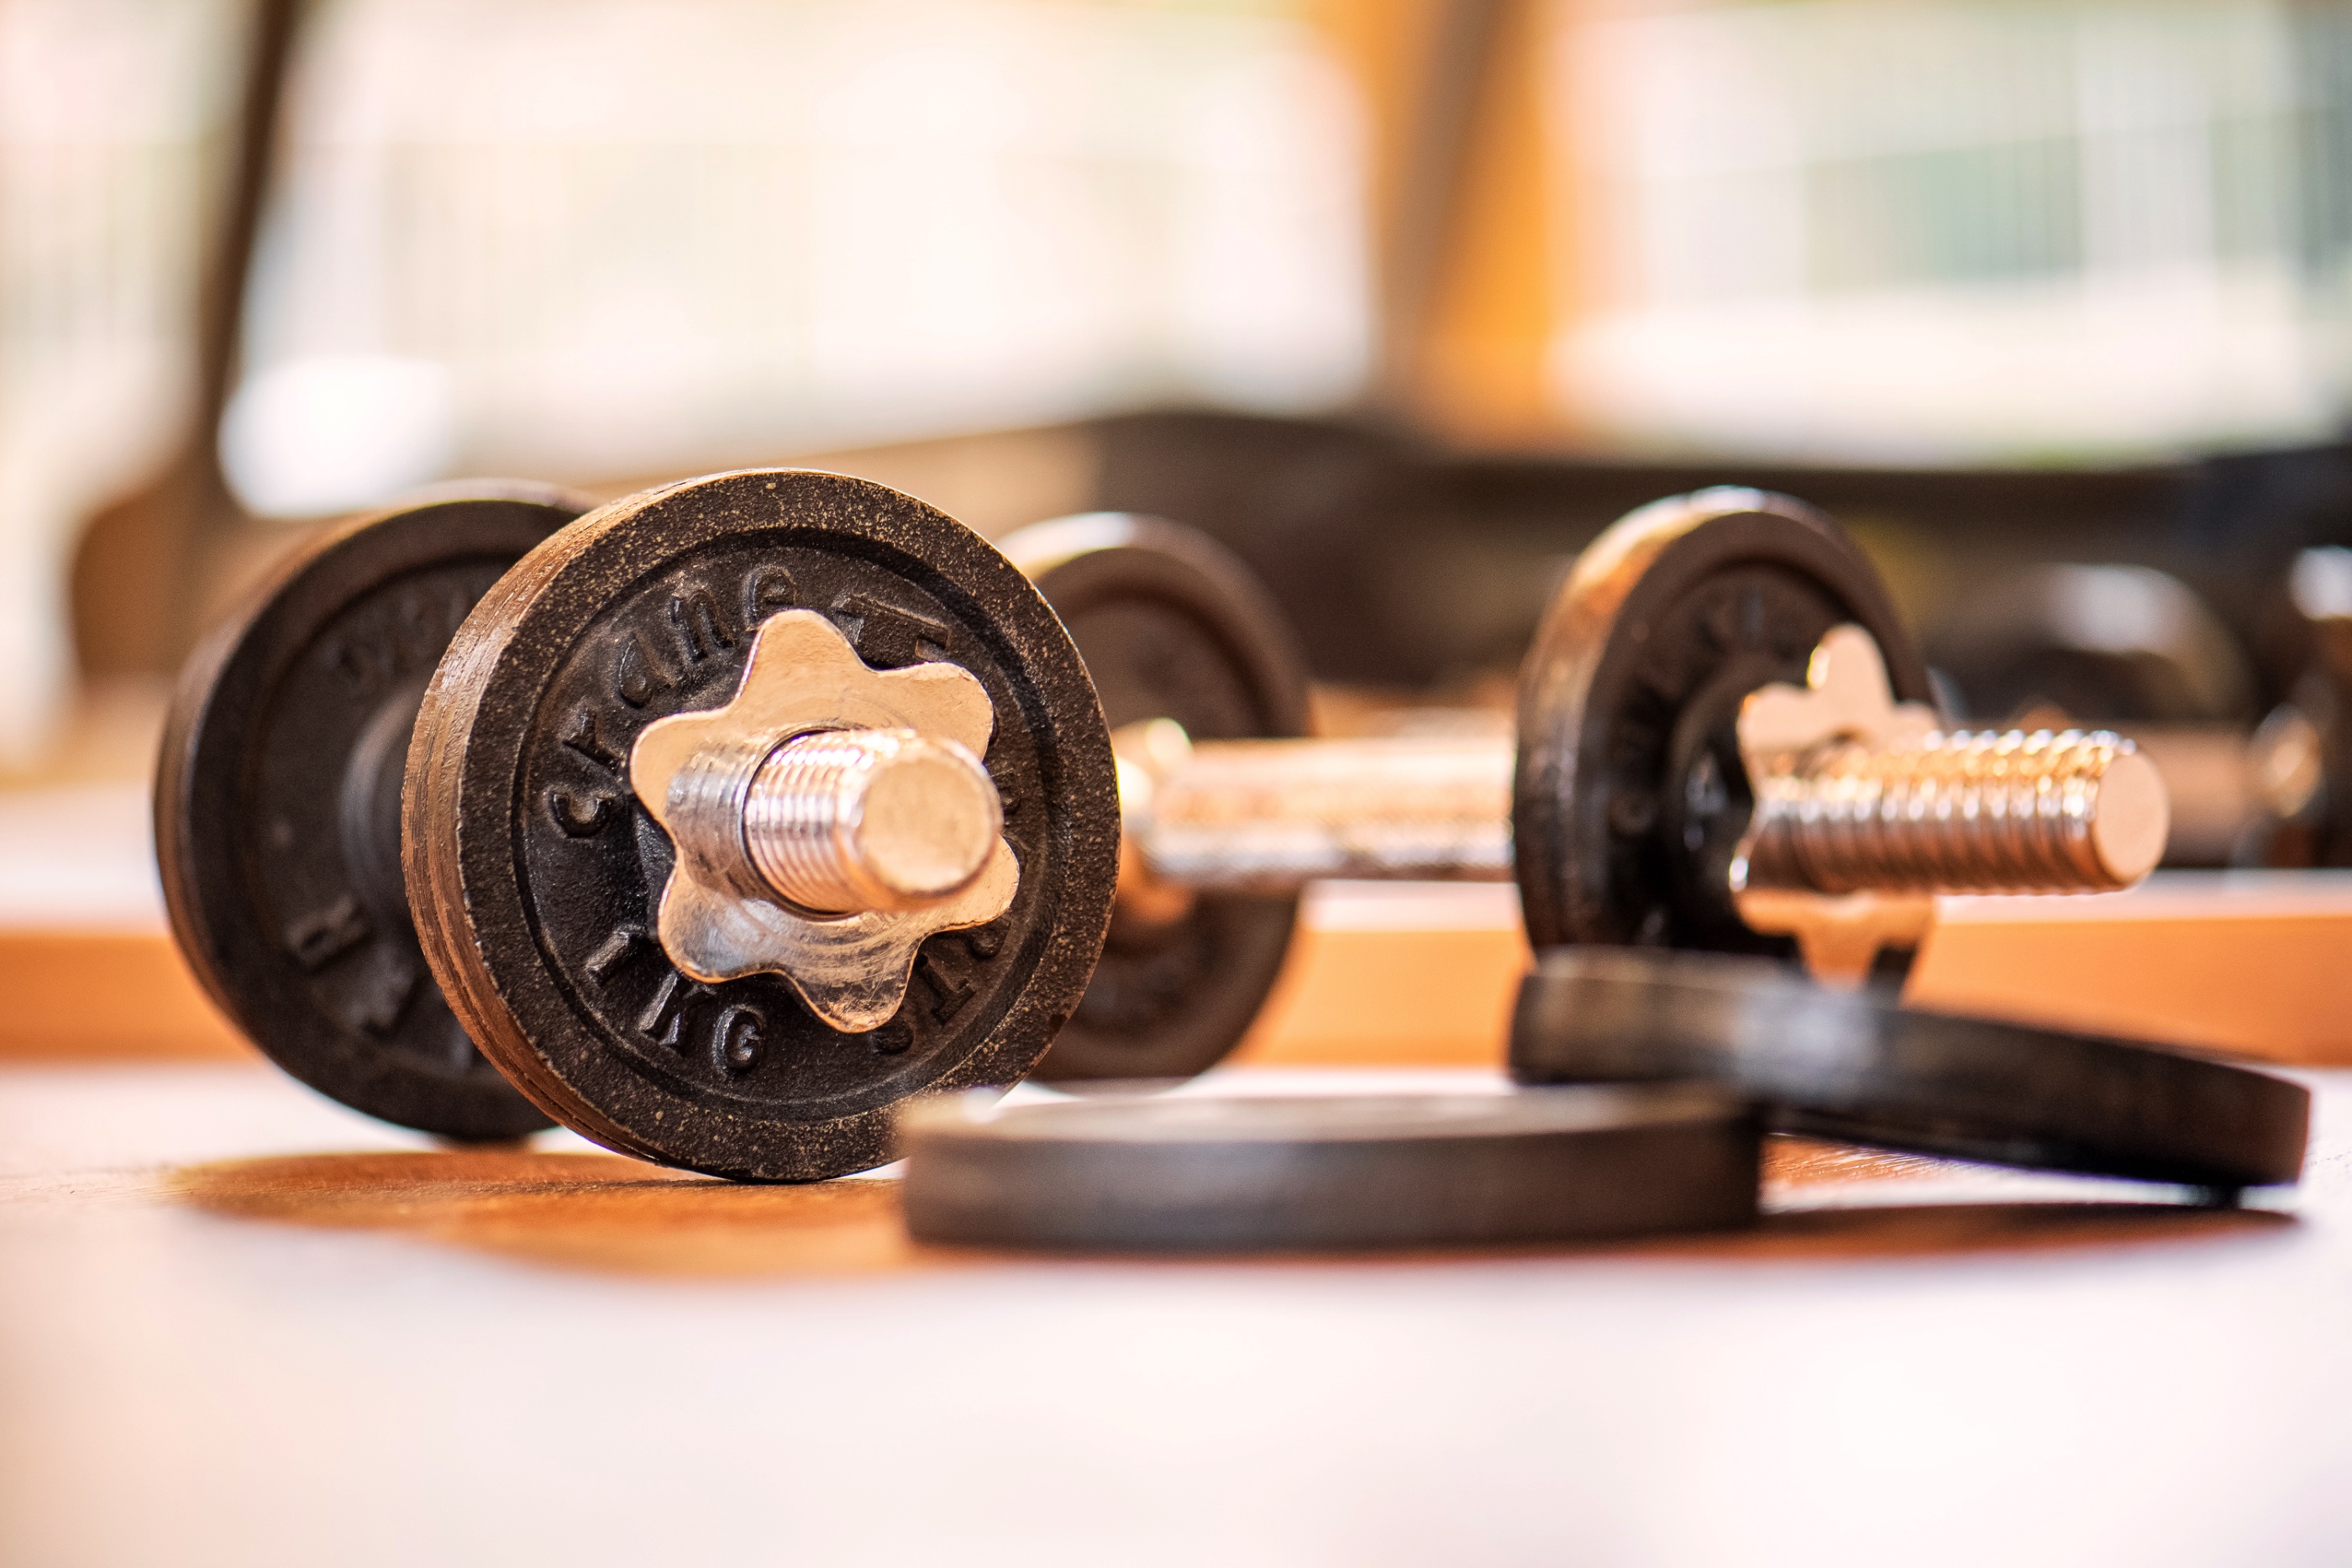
[999,514,1311,1082]
[1514,488,1933,960]
[1511,947,2310,1189]
[406,469,1121,1182]
[900,1083,1759,1251]
[156,483,588,1139]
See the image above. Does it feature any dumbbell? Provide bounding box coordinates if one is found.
[911,498,2302,1245]
[162,477,2162,1180]
[999,489,2169,1079]
[163,475,1308,1167]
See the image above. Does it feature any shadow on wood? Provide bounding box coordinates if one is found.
[172,1149,932,1278]
[171,1144,2292,1279]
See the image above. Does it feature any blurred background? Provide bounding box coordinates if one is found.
[15,0,2352,847]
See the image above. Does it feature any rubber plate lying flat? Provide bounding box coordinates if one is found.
[1511,947,2310,1189]
[900,1085,1759,1251]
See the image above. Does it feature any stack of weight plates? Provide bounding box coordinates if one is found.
[900,948,2309,1254]
[1509,948,2309,1190]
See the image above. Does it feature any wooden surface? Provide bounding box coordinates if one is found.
[1228,876,2352,1068]
[20,880,2352,1067]
[4,787,2350,1562]
[0,931,248,1058]
[13,781,2352,1067]
[15,794,2352,1069]
[0,1062,2343,1565]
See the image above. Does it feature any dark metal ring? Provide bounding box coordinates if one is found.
[1511,947,2309,1190]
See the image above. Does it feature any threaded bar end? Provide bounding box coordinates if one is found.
[1747,729,2170,895]
[743,728,1001,914]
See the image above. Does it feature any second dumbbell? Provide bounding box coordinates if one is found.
[1007,489,2170,1080]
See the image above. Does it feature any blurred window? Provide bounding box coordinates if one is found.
[226,0,1370,515]
[1551,0,2352,461]
[0,0,1366,756]
[0,0,229,425]
[0,0,238,752]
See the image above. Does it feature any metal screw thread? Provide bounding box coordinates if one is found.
[1744,729,2170,895]
[743,728,1001,914]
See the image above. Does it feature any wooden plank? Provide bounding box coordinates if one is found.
[0,931,249,1060]
[1229,921,1528,1068]
[11,876,2352,1067]
[1913,882,2352,1062]
[1233,875,2352,1067]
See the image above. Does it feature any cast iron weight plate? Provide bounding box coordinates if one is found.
[1511,947,2311,1191]
[1513,488,1934,962]
[899,1084,1761,1251]
[156,484,587,1140]
[404,469,1121,1182]
[998,514,1312,1083]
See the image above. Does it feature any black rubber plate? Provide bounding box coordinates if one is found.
[406,469,1121,1182]
[1513,489,1933,962]
[1511,947,2310,1189]
[900,1084,1760,1251]
[155,485,586,1139]
[1000,514,1311,1082]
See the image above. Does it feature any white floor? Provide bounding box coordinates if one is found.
[0,1063,2344,1568]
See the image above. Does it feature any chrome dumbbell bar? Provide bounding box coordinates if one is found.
[664,616,2167,995]
[1115,625,2167,979]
